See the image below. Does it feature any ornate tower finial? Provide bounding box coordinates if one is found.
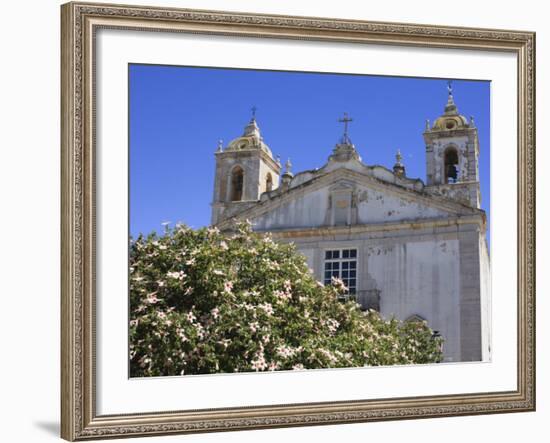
[444,80,458,115]
[338,112,353,144]
[469,115,476,127]
[396,149,403,165]
[281,157,293,189]
[284,158,293,175]
[216,139,223,152]
[425,119,431,131]
[251,105,257,120]
[393,149,406,178]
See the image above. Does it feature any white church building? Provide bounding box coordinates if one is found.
[210,88,491,363]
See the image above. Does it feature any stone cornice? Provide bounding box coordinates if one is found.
[266,214,486,239]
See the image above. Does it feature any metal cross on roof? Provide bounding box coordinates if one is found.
[338,112,353,143]
[251,105,257,119]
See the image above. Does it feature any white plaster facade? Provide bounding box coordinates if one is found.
[210,91,490,363]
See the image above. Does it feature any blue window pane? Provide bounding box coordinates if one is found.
[350,262,356,269]
[350,249,357,258]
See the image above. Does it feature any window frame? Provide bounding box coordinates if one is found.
[323,247,359,294]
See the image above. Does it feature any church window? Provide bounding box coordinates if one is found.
[230,166,244,201]
[324,249,357,294]
[444,147,459,184]
[266,173,273,192]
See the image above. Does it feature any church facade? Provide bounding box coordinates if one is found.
[210,90,491,363]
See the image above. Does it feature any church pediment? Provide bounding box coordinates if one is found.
[329,180,355,191]
[216,168,482,231]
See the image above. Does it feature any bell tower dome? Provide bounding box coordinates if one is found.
[423,82,481,208]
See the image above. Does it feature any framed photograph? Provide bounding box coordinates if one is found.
[61,1,535,440]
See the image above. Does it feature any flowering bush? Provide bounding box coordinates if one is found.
[130,221,443,377]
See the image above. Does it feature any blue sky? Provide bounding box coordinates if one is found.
[129,64,490,238]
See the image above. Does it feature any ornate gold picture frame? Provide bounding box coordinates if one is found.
[61,1,535,440]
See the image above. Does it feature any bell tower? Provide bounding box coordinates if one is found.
[211,109,281,225]
[423,82,481,208]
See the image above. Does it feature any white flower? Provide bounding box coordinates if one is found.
[213,269,224,276]
[326,318,340,334]
[259,303,274,316]
[219,241,228,251]
[186,311,196,323]
[273,289,291,301]
[176,328,188,342]
[283,280,292,292]
[211,307,220,320]
[167,270,185,280]
[249,322,259,333]
[217,339,231,349]
[292,363,305,370]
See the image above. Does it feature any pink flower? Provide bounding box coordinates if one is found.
[331,276,348,292]
[146,293,159,304]
[251,353,268,371]
[223,281,234,294]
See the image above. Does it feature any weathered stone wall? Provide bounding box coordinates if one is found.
[270,220,487,363]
